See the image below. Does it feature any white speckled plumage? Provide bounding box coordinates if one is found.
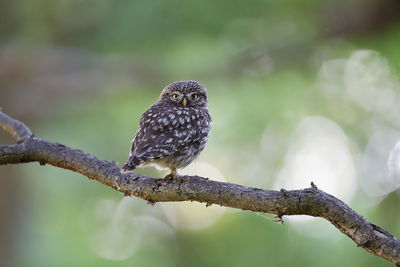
[122,80,211,178]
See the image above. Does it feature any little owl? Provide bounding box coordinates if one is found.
[122,80,211,179]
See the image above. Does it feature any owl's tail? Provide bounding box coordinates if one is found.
[121,156,141,174]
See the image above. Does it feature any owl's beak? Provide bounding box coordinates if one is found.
[182,97,188,107]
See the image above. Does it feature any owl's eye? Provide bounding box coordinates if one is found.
[191,93,199,100]
[171,93,180,100]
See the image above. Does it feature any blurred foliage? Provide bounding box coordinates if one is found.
[1,0,400,266]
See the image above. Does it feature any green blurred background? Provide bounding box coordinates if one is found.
[1,0,400,266]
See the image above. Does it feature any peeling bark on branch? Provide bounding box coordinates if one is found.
[0,111,399,265]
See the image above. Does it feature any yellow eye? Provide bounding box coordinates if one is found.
[191,93,199,100]
[171,93,180,100]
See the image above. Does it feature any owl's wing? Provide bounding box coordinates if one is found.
[128,105,181,164]
[123,129,178,172]
[131,129,179,164]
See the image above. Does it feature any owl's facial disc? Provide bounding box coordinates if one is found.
[161,80,207,107]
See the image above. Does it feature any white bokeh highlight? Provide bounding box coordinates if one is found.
[319,49,400,127]
[388,139,400,189]
[160,161,227,230]
[318,49,400,199]
[362,126,400,197]
[274,116,357,237]
[274,116,357,202]
[82,197,174,261]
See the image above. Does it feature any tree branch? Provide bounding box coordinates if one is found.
[0,111,399,265]
[0,111,33,142]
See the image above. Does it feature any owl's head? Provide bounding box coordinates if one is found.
[160,80,208,108]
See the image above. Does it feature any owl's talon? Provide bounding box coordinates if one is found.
[164,174,176,180]
[164,168,178,180]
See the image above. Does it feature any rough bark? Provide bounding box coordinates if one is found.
[0,111,399,265]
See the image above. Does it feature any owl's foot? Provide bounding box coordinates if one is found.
[164,168,177,180]
[164,174,176,180]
